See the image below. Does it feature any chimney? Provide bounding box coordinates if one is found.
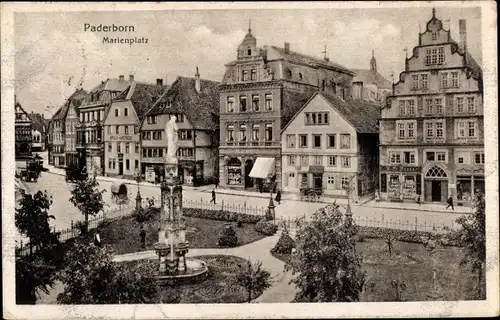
[195,66,201,93]
[156,78,163,86]
[459,19,467,52]
[284,42,290,54]
[119,75,124,81]
[129,75,134,82]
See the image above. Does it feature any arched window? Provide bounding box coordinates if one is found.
[425,166,447,178]
[228,158,241,167]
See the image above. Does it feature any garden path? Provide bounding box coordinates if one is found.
[113,234,297,303]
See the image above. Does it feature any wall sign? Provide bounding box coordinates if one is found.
[380,165,421,173]
[109,135,133,141]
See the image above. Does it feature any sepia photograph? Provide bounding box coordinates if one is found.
[2,1,498,319]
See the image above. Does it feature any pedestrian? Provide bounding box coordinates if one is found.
[275,189,281,205]
[215,177,219,189]
[417,195,422,206]
[446,196,454,210]
[94,232,102,247]
[210,188,216,204]
[140,225,146,249]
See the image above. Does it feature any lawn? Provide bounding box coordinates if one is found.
[120,255,262,303]
[91,211,266,255]
[272,238,481,302]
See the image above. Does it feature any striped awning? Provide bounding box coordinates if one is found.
[249,157,276,179]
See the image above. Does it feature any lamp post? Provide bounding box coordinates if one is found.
[135,169,142,210]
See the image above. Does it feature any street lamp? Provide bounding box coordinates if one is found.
[135,168,142,210]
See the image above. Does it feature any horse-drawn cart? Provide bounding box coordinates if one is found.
[110,182,129,204]
[16,160,40,182]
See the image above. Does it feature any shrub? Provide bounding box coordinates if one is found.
[217,223,238,247]
[135,207,158,224]
[271,230,295,254]
[265,208,274,222]
[255,219,278,236]
[357,226,460,247]
[183,208,261,224]
[236,216,243,228]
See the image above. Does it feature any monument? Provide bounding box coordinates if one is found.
[154,116,207,284]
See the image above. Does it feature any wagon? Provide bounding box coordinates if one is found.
[17,161,40,182]
[110,181,129,204]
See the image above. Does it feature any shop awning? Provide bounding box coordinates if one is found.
[249,157,276,179]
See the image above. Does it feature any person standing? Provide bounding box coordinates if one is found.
[446,196,454,210]
[94,232,102,247]
[275,189,282,205]
[210,188,216,204]
[417,195,422,206]
[140,225,146,249]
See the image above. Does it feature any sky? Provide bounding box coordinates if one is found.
[14,6,482,117]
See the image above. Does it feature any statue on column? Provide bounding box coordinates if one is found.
[165,116,179,164]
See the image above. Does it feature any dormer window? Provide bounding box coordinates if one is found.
[247,48,251,55]
[432,32,438,40]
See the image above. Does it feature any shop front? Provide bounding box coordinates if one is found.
[178,160,195,186]
[380,165,421,201]
[456,168,485,205]
[226,157,242,186]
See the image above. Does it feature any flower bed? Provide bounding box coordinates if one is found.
[183,207,262,224]
[357,226,460,247]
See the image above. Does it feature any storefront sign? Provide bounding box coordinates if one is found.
[309,165,325,173]
[381,165,421,173]
[109,135,133,141]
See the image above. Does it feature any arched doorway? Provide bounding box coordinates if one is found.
[226,158,242,186]
[424,165,448,202]
[244,159,254,189]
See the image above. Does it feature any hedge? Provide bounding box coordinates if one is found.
[183,207,262,224]
[356,226,460,247]
[255,219,278,236]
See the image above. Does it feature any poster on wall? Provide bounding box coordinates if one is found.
[145,167,156,183]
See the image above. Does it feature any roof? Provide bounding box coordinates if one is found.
[269,46,354,75]
[351,69,392,89]
[449,38,482,81]
[147,76,220,130]
[283,91,381,134]
[52,89,87,121]
[29,113,47,132]
[281,88,317,130]
[90,78,131,93]
[113,82,167,121]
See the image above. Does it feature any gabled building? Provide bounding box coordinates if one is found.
[76,75,131,175]
[29,112,48,152]
[64,89,87,168]
[104,78,167,179]
[50,103,68,167]
[379,9,483,205]
[141,70,220,185]
[219,24,355,192]
[15,96,33,159]
[281,92,380,200]
[351,51,392,104]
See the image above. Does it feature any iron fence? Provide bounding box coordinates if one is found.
[183,198,266,216]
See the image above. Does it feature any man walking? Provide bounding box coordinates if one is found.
[210,188,216,204]
[446,196,454,210]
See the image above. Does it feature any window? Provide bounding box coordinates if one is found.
[432,32,438,40]
[124,108,128,116]
[115,109,119,117]
[451,72,459,88]
[399,100,406,115]
[300,155,309,166]
[313,135,321,148]
[436,122,443,137]
[435,98,443,114]
[227,125,234,141]
[438,47,444,64]
[403,151,415,164]
[390,152,401,164]
[328,156,336,166]
[108,160,112,169]
[117,143,121,153]
[305,112,330,125]
[314,156,322,165]
[242,70,248,81]
[407,100,415,115]
[421,74,429,90]
[125,159,130,171]
[397,120,417,140]
[340,134,350,149]
[299,134,308,148]
[341,177,350,190]
[288,155,296,166]
[398,122,405,139]
[457,97,465,113]
[108,143,112,152]
[437,152,446,161]
[116,126,120,134]
[265,124,273,141]
[425,120,445,140]
[227,97,235,112]
[239,96,247,112]
[107,126,111,134]
[135,160,139,170]
[327,134,336,148]
[125,143,130,154]
[265,94,272,110]
[425,98,433,114]
[252,94,259,111]
[327,175,335,190]
[468,121,476,137]
[474,152,485,164]
[426,47,444,65]
[425,48,432,65]
[239,124,247,142]
[412,74,419,90]
[341,156,350,168]
[252,124,260,141]
[124,126,129,135]
[135,143,139,153]
[247,48,251,55]
[251,69,257,81]
[286,134,296,148]
[467,97,475,113]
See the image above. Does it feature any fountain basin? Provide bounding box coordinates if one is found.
[156,258,209,286]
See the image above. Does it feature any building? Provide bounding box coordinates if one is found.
[50,103,68,167]
[47,120,54,164]
[281,92,380,200]
[64,89,87,168]
[141,70,220,185]
[351,51,393,104]
[15,96,33,159]
[218,24,355,191]
[379,9,483,206]
[76,75,131,176]
[104,78,166,179]
[29,112,48,152]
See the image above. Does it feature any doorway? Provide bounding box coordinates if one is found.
[244,159,254,189]
[118,161,124,176]
[312,174,323,194]
[431,181,441,201]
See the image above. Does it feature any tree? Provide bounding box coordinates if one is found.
[69,178,106,233]
[236,260,272,303]
[15,190,64,304]
[57,240,158,304]
[453,192,486,299]
[285,202,365,302]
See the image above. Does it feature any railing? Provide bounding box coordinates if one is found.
[183,198,267,216]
